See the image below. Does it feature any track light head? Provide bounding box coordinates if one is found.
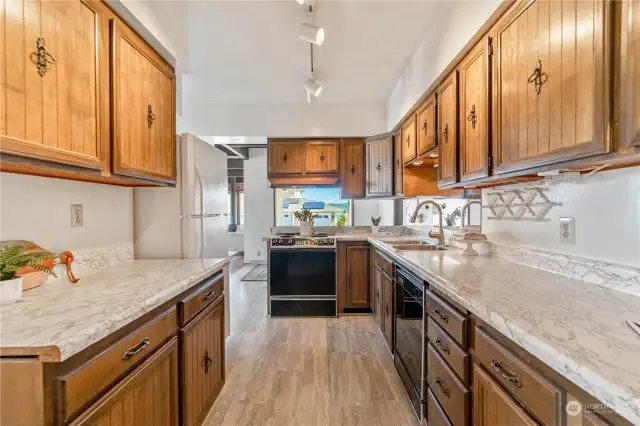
[299,23,325,45]
[296,0,306,4]
[304,79,322,97]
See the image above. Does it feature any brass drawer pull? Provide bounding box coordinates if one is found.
[351,165,355,175]
[376,163,382,172]
[122,337,150,360]
[203,349,213,374]
[467,104,477,129]
[527,59,546,95]
[147,105,156,129]
[32,37,56,76]
[491,359,522,388]
[432,308,449,323]
[435,377,451,398]
[422,118,428,135]
[442,123,449,144]
[434,337,450,355]
[202,290,216,301]
[320,153,325,161]
[282,152,288,163]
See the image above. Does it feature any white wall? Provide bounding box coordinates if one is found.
[243,148,273,263]
[386,0,501,130]
[0,173,133,252]
[482,168,640,268]
[228,232,244,253]
[178,102,386,137]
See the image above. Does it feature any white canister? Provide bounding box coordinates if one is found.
[0,277,23,306]
[300,221,313,236]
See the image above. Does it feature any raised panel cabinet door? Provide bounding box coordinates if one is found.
[112,20,176,184]
[382,271,394,352]
[493,0,610,174]
[0,0,106,169]
[416,93,437,156]
[345,245,370,309]
[70,338,179,426]
[473,363,537,426]
[268,141,304,174]
[459,38,491,183]
[394,133,403,195]
[340,139,365,198]
[181,298,225,426]
[402,115,417,163]
[437,71,459,186]
[305,140,339,173]
[622,0,640,148]
[373,265,384,332]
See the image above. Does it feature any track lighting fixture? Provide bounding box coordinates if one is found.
[304,79,322,97]
[299,23,325,45]
[296,0,306,4]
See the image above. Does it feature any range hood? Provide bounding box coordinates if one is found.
[268,175,340,188]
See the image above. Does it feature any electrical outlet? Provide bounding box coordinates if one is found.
[257,250,261,257]
[71,204,83,227]
[559,217,575,244]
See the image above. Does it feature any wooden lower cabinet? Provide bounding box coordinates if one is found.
[70,338,179,426]
[473,362,537,426]
[181,297,225,426]
[381,269,394,352]
[338,242,370,313]
[373,265,384,331]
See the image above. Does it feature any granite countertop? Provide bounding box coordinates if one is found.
[0,258,229,362]
[368,236,640,425]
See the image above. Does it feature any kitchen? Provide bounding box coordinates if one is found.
[1,0,640,426]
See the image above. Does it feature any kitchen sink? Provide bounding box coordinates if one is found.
[392,243,448,251]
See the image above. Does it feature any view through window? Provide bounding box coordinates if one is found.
[275,188,351,226]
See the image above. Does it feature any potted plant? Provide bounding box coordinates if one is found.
[371,216,382,234]
[0,243,56,306]
[294,209,318,236]
[444,207,462,227]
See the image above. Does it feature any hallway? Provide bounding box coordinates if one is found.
[203,255,420,426]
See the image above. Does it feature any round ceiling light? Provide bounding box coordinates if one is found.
[300,23,325,45]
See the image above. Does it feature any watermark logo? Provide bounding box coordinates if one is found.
[566,401,582,417]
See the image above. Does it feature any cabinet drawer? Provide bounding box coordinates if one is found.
[428,317,469,384]
[426,291,468,348]
[178,272,224,326]
[58,308,178,422]
[427,344,470,426]
[474,327,562,426]
[374,250,393,277]
[427,388,453,426]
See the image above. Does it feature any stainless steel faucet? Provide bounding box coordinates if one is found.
[461,200,482,226]
[408,200,445,246]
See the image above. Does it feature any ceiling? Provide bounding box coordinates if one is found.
[142,1,456,106]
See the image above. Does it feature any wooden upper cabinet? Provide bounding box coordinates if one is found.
[305,140,339,173]
[459,37,491,183]
[437,70,459,186]
[181,298,225,426]
[402,115,417,163]
[493,0,611,174]
[473,363,537,426]
[416,94,437,156]
[340,139,365,199]
[366,134,393,197]
[268,141,304,174]
[112,20,176,184]
[70,339,179,426]
[621,0,640,148]
[1,0,106,170]
[394,133,404,195]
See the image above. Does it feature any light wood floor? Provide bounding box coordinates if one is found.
[203,255,421,426]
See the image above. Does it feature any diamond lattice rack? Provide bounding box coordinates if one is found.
[482,187,561,221]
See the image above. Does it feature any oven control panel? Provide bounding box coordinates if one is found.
[270,237,336,248]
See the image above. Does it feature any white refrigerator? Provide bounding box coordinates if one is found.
[134,133,229,259]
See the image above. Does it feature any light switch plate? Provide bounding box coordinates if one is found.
[559,217,575,244]
[71,204,83,227]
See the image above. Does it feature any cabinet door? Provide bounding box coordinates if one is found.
[402,115,417,163]
[70,339,179,426]
[382,271,394,352]
[344,245,370,309]
[366,135,393,197]
[459,38,490,182]
[306,140,338,173]
[373,265,384,332]
[268,141,304,174]
[181,299,225,426]
[417,94,437,156]
[340,139,365,198]
[622,0,640,148]
[112,20,176,184]
[394,133,404,195]
[1,0,106,170]
[473,363,537,426]
[493,0,610,174]
[437,71,459,186]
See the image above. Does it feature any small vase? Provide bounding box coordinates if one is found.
[371,226,381,234]
[0,277,23,306]
[300,221,313,236]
